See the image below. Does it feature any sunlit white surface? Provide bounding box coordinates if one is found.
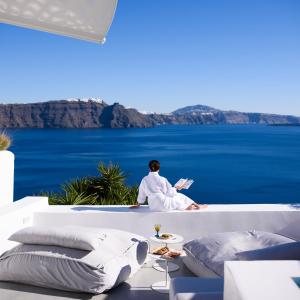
[0,0,118,43]
[34,203,300,242]
[224,261,300,300]
[0,151,14,207]
[0,197,300,299]
[0,196,48,254]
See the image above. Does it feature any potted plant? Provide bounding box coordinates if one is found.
[0,133,14,206]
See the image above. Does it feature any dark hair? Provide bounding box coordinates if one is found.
[149,160,160,172]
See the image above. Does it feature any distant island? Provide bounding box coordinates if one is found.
[269,124,300,127]
[0,98,299,128]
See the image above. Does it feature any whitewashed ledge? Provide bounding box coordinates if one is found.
[1,197,300,245]
[0,197,48,254]
[31,201,300,242]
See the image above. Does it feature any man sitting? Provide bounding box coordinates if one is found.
[130,160,207,211]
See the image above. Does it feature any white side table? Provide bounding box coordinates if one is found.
[150,233,184,293]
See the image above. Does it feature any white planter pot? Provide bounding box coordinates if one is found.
[0,150,14,206]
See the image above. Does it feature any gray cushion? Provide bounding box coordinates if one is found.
[9,225,106,251]
[1,229,149,294]
[236,241,300,260]
[183,231,294,276]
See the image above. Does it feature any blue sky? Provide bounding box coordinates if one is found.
[0,0,299,115]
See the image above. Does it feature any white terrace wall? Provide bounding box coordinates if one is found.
[0,151,14,206]
[1,197,299,253]
[33,204,300,242]
[0,197,48,254]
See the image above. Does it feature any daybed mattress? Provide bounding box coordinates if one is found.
[183,253,219,278]
[183,230,295,277]
[0,228,148,294]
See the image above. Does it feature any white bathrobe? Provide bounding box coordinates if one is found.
[137,171,194,211]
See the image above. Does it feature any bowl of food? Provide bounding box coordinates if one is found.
[152,246,169,255]
[159,233,173,240]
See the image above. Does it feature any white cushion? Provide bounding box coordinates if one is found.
[9,225,106,251]
[183,231,294,276]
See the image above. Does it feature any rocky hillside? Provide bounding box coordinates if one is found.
[0,100,299,128]
[0,99,154,128]
[151,105,300,126]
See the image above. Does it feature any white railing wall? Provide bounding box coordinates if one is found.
[33,204,300,242]
[0,151,14,206]
[0,197,299,253]
[0,197,48,254]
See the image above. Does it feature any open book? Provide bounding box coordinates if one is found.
[174,178,194,189]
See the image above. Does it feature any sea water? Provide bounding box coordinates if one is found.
[8,125,300,204]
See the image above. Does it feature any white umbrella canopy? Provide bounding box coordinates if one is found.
[0,0,118,43]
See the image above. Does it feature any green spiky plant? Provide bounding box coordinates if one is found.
[47,162,139,205]
[0,133,11,151]
[46,179,98,205]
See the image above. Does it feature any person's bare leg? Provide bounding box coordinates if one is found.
[185,204,199,210]
[191,203,200,210]
[195,203,208,209]
[185,202,208,210]
[185,204,194,210]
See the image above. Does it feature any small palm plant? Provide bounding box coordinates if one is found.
[93,162,127,204]
[47,180,97,205]
[94,162,138,205]
[0,133,11,151]
[47,162,139,205]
